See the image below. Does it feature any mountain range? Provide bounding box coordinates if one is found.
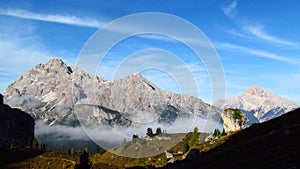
[4,58,298,129]
[4,59,218,127]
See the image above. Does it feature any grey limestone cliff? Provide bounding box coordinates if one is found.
[5,59,220,127]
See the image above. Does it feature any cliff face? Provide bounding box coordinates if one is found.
[221,108,247,133]
[0,94,34,147]
[5,59,219,127]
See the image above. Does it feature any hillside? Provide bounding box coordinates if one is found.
[0,94,34,148]
[161,107,300,169]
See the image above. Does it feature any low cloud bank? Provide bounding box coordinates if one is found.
[35,116,223,150]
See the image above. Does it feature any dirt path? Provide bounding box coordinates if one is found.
[38,155,76,164]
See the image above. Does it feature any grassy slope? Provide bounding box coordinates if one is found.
[2,132,214,169]
[3,151,79,169]
[93,133,187,168]
[93,132,211,169]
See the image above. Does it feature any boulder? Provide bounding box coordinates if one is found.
[221,108,247,133]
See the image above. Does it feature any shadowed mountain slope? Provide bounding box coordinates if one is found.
[160,107,300,169]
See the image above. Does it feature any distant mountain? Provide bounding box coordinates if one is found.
[214,86,298,124]
[5,59,219,127]
[160,107,300,169]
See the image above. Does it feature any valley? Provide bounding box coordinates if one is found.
[1,59,299,169]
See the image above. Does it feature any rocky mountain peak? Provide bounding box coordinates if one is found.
[117,73,158,91]
[45,58,66,67]
[215,86,299,124]
[5,58,219,127]
[36,58,72,74]
[244,86,272,97]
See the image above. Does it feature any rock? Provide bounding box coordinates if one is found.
[5,59,220,127]
[221,108,247,133]
[0,94,34,147]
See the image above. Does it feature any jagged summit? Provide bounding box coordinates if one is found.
[215,86,299,124]
[45,58,65,66]
[115,73,158,91]
[5,58,218,126]
[244,85,274,97]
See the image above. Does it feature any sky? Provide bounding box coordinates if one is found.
[0,0,299,104]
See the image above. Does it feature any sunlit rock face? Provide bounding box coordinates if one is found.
[5,59,220,127]
[221,108,247,133]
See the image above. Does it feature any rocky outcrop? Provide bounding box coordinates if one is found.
[215,86,298,124]
[5,59,220,127]
[0,94,34,147]
[221,108,246,133]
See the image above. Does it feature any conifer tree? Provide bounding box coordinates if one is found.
[146,128,154,137]
[156,127,162,136]
[74,150,92,169]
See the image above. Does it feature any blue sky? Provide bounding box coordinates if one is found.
[0,0,299,104]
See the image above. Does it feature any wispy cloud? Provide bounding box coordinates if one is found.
[221,1,300,48]
[243,25,300,47]
[0,8,103,28]
[223,0,238,17]
[216,43,299,64]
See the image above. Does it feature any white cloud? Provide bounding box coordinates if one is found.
[0,20,76,93]
[0,37,54,93]
[0,8,103,28]
[216,43,299,64]
[223,0,238,17]
[243,25,300,47]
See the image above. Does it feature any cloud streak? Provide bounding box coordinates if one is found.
[243,25,300,47]
[223,0,238,17]
[0,8,103,28]
[216,43,299,64]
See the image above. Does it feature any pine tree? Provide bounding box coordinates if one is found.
[221,128,227,136]
[146,128,154,137]
[74,150,92,169]
[156,127,162,136]
[132,134,139,143]
[213,129,221,137]
[189,127,200,147]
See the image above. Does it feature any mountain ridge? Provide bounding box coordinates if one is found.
[5,58,219,127]
[214,85,299,124]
